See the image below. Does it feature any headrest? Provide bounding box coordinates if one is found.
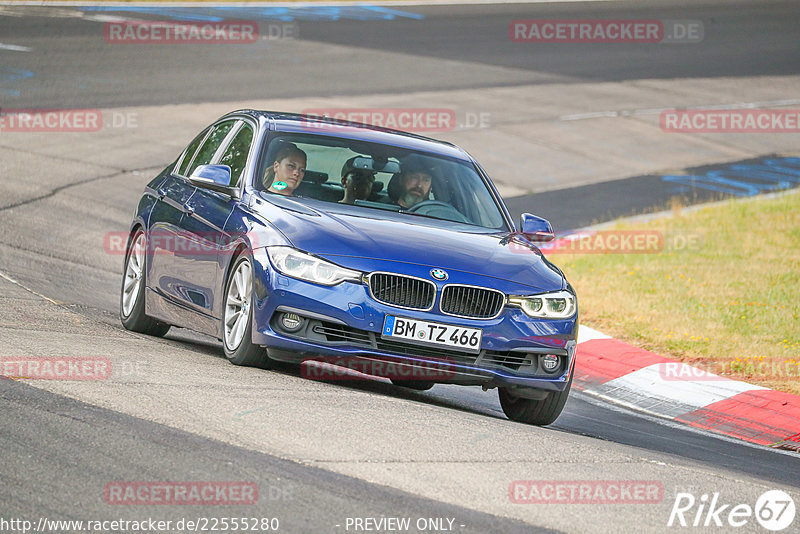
[303,170,328,185]
[387,173,403,201]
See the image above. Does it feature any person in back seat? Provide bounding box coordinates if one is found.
[339,156,376,204]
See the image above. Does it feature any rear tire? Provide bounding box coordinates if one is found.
[498,375,572,426]
[120,229,171,337]
[222,253,269,368]
[391,379,435,391]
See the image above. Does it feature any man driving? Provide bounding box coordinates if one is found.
[390,155,433,209]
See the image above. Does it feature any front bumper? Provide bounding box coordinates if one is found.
[250,250,578,392]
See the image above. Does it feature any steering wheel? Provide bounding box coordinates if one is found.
[406,200,470,223]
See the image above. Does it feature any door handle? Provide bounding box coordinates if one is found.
[183,203,195,216]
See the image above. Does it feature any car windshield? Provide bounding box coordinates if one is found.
[256,134,507,230]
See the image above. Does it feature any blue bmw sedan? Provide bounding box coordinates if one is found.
[120,110,578,425]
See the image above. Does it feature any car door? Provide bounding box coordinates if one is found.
[148,119,236,328]
[178,120,255,325]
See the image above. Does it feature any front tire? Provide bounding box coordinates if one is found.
[120,229,171,337]
[223,253,269,367]
[498,375,572,426]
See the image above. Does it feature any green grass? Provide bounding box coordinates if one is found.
[556,191,800,395]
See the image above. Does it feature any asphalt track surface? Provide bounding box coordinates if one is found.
[1,1,800,533]
[1,379,545,534]
[506,154,800,230]
[0,0,798,108]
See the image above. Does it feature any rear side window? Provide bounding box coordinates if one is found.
[218,123,254,187]
[176,127,210,177]
[185,121,235,178]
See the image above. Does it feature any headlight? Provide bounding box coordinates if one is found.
[508,290,576,319]
[266,247,362,286]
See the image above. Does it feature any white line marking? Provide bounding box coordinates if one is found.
[82,14,136,23]
[0,270,61,306]
[599,362,766,412]
[577,324,611,344]
[0,43,31,52]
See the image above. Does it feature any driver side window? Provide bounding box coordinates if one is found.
[218,123,254,187]
[176,127,210,177]
[185,121,235,178]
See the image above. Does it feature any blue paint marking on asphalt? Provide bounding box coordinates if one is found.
[0,67,34,82]
[359,5,426,20]
[662,157,800,197]
[79,5,424,22]
[0,67,34,97]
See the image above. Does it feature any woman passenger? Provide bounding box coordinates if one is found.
[263,144,307,196]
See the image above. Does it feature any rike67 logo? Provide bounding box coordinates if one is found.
[668,490,795,531]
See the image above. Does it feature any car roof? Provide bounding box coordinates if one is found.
[226,109,472,162]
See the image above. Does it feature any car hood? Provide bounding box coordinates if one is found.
[254,195,564,292]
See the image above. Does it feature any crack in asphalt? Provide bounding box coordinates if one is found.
[0,170,126,212]
[0,142,123,170]
[0,151,168,212]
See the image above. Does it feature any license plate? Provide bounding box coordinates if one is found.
[382,316,482,354]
